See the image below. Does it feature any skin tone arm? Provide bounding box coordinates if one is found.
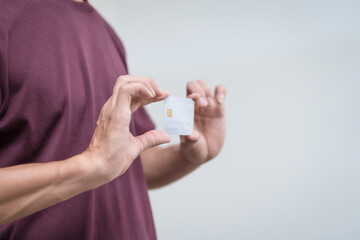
[142,80,227,189]
[0,75,170,225]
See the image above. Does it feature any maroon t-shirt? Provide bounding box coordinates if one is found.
[0,0,157,239]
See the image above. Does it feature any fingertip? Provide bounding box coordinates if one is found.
[153,90,170,102]
[188,93,200,100]
[186,130,200,141]
[164,137,171,144]
[165,132,171,142]
[216,93,225,103]
[207,97,215,106]
[215,84,227,104]
[197,97,208,107]
[155,130,171,144]
[162,90,170,98]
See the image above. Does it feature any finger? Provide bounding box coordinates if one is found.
[187,81,207,107]
[129,76,169,101]
[126,75,163,97]
[214,84,227,104]
[111,75,128,104]
[127,76,156,96]
[182,129,200,141]
[154,90,170,102]
[196,80,213,98]
[116,82,155,111]
[180,130,200,151]
[112,75,157,104]
[136,130,171,152]
[117,75,171,103]
[144,76,163,97]
[187,93,200,102]
[196,80,217,106]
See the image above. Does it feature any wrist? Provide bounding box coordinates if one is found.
[78,150,114,188]
[51,153,99,202]
[50,151,117,203]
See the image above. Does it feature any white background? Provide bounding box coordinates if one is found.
[92,0,360,239]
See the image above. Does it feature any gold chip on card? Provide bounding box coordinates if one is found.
[167,109,173,117]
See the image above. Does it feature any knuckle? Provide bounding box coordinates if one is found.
[117,75,126,82]
[101,107,111,119]
[187,81,195,88]
[100,104,109,115]
[147,131,156,146]
[148,77,155,83]
[119,84,130,94]
[118,75,132,84]
[96,119,101,126]
[112,86,117,95]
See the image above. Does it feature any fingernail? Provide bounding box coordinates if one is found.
[198,97,208,106]
[217,93,225,103]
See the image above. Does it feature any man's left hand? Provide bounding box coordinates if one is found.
[180,80,227,165]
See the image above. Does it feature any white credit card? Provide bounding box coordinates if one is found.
[164,96,194,135]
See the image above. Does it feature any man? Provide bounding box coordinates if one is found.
[0,0,226,239]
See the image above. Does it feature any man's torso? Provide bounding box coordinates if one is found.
[0,0,156,239]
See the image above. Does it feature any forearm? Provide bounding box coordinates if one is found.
[0,153,100,225]
[0,75,171,225]
[141,145,201,189]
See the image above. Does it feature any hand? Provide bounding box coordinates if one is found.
[84,75,170,184]
[180,80,227,165]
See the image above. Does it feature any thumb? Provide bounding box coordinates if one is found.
[135,130,171,152]
[180,129,200,149]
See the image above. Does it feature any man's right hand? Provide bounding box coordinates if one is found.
[84,75,170,185]
[0,75,169,225]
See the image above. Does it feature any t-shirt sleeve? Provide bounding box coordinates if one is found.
[132,107,156,136]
